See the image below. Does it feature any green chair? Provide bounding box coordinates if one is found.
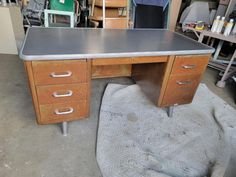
[50,0,74,12]
[44,0,79,27]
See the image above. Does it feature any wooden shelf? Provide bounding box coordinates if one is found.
[94,0,127,8]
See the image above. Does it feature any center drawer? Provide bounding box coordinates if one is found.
[32,60,88,85]
[36,83,88,105]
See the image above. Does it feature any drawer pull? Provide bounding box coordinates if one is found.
[54,107,74,115]
[177,81,192,85]
[182,65,196,69]
[52,90,73,98]
[50,71,72,78]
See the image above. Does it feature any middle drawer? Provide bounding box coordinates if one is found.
[37,83,88,105]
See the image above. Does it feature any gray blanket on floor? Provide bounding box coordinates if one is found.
[97,84,236,177]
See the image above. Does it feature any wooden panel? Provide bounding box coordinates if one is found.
[95,0,128,8]
[92,64,131,78]
[37,83,88,105]
[161,74,202,106]
[132,56,168,64]
[171,55,210,76]
[93,6,120,18]
[92,56,168,66]
[92,57,132,65]
[157,56,175,106]
[32,60,88,85]
[24,61,41,123]
[39,101,88,124]
[86,60,92,117]
[132,56,175,106]
[105,18,128,29]
[169,0,182,31]
[132,63,166,105]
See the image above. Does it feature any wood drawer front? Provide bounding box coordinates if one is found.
[95,0,127,8]
[37,83,88,105]
[132,56,168,64]
[162,74,201,106]
[39,101,88,124]
[171,55,209,75]
[92,57,132,66]
[105,18,128,29]
[92,64,131,78]
[32,60,88,85]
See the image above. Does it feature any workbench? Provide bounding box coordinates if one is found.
[20,27,214,135]
[184,26,236,88]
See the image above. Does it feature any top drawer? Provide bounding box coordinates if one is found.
[171,55,210,76]
[32,60,88,85]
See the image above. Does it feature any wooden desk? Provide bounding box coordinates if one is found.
[20,27,214,135]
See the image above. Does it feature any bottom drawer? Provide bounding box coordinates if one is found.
[39,101,88,124]
[162,74,201,106]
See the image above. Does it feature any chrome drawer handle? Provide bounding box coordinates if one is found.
[50,71,72,78]
[52,90,73,98]
[182,65,196,69]
[54,107,74,115]
[177,81,192,85]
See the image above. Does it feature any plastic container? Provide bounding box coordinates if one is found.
[224,19,234,36]
[211,16,220,33]
[216,16,225,34]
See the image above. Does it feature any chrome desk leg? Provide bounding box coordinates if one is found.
[167,106,174,118]
[216,49,236,88]
[62,121,68,136]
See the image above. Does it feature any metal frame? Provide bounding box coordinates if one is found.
[44,9,75,27]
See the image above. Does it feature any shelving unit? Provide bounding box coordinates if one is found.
[89,0,129,29]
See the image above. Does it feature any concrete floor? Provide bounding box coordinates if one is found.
[0,54,235,177]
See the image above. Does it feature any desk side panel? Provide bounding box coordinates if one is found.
[131,56,173,106]
[24,61,41,124]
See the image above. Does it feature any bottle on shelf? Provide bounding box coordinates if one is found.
[211,16,220,33]
[216,16,225,34]
[224,19,234,36]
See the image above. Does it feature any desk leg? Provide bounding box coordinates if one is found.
[167,106,174,117]
[198,33,204,43]
[216,49,236,88]
[213,40,224,61]
[62,121,68,136]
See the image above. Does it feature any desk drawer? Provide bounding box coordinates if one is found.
[37,83,88,105]
[171,55,209,75]
[32,60,88,85]
[162,74,201,106]
[39,101,88,124]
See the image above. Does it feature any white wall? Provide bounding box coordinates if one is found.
[0,6,24,55]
